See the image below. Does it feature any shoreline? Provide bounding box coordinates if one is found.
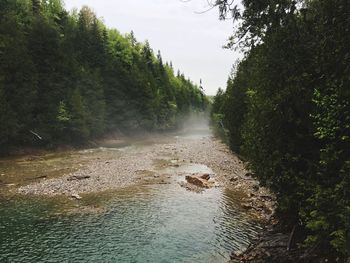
[3,132,276,260]
[17,134,275,220]
[0,130,169,158]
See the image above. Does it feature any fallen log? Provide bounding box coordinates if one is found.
[67,175,91,181]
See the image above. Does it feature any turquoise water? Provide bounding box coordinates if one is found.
[0,123,261,262]
[0,183,260,263]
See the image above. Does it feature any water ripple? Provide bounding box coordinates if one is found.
[0,184,260,262]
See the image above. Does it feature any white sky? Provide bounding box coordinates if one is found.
[64,0,241,95]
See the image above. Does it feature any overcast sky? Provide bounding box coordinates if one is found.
[63,0,241,95]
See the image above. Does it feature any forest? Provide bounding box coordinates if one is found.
[212,0,350,259]
[2,0,350,261]
[0,0,208,152]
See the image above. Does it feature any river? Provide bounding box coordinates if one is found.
[0,124,262,262]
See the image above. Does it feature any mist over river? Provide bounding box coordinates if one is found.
[0,123,264,262]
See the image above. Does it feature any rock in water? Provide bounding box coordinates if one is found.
[200,173,210,180]
[185,173,215,189]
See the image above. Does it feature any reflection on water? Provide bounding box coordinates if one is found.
[0,123,261,262]
[0,183,260,262]
[163,163,214,175]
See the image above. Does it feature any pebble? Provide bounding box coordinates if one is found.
[17,131,274,223]
[71,193,82,200]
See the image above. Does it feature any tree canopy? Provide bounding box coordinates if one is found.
[212,0,350,259]
[0,0,208,151]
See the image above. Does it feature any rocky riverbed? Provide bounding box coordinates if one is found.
[0,127,279,262]
[16,132,275,223]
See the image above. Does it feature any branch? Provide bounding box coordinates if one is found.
[194,5,217,14]
[29,130,43,140]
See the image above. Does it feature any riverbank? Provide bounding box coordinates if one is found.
[16,132,274,220]
[227,221,338,263]
[0,130,163,158]
[0,128,278,261]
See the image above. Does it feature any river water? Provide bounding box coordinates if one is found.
[0,128,261,263]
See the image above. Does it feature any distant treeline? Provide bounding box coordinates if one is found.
[212,0,349,259]
[0,0,208,149]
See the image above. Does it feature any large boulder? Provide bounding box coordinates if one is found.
[185,173,215,188]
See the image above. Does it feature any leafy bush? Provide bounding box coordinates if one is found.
[212,0,350,259]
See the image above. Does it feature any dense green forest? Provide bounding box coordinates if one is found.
[212,0,350,259]
[0,0,208,151]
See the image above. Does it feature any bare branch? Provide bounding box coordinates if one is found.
[29,130,43,140]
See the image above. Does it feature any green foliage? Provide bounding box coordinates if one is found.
[68,88,89,140]
[210,113,229,145]
[213,0,350,258]
[211,88,225,115]
[57,101,70,123]
[0,0,207,148]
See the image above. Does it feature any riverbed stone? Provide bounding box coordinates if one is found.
[71,193,82,200]
[67,175,91,181]
[185,173,215,188]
